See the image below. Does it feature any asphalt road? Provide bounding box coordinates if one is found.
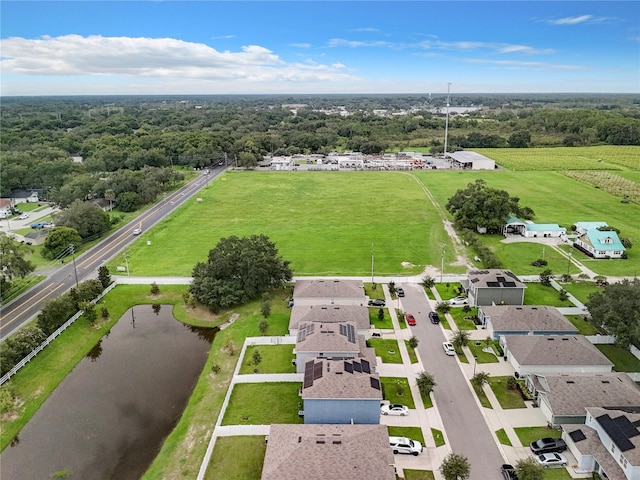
[0,166,226,339]
[398,282,505,480]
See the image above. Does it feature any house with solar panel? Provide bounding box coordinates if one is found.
[301,358,382,424]
[462,269,526,306]
[294,321,377,374]
[293,279,366,306]
[288,305,371,338]
[564,407,640,480]
[573,223,626,259]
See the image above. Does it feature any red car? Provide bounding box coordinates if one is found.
[406,313,416,326]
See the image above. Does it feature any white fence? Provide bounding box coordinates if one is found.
[0,282,116,386]
[631,344,640,361]
[585,334,616,344]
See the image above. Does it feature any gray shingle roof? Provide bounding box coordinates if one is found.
[262,424,395,480]
[289,305,371,332]
[505,335,613,367]
[467,269,526,289]
[293,279,365,299]
[566,423,628,479]
[483,305,577,332]
[302,359,382,400]
[535,373,640,416]
[296,322,361,353]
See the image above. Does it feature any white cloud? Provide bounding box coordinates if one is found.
[463,58,587,71]
[289,43,312,48]
[0,35,357,83]
[350,27,380,33]
[327,38,394,48]
[423,40,554,55]
[546,15,611,25]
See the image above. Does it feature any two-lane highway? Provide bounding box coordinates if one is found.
[0,166,226,339]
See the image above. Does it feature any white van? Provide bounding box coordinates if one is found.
[389,436,423,456]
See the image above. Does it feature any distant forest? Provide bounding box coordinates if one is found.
[2,94,639,204]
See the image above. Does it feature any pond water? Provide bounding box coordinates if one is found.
[1,305,214,480]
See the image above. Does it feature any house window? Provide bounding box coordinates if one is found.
[611,444,616,454]
[620,455,627,468]
[599,251,606,255]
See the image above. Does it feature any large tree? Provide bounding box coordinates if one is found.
[0,233,35,298]
[439,453,471,480]
[515,457,544,480]
[54,199,111,239]
[586,279,640,347]
[42,226,82,260]
[190,235,292,313]
[446,179,534,232]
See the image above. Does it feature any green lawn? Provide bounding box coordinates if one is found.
[367,339,403,363]
[405,470,436,480]
[431,428,445,447]
[560,281,603,304]
[472,384,492,409]
[434,282,463,300]
[495,428,512,446]
[221,383,303,425]
[369,308,394,329]
[524,282,574,307]
[514,426,562,446]
[205,436,266,480]
[239,345,295,374]
[381,377,415,408]
[364,282,385,299]
[448,307,479,330]
[543,470,574,480]
[596,345,640,372]
[467,340,500,363]
[488,377,526,409]
[387,426,425,446]
[405,340,419,363]
[565,315,599,335]
[108,171,457,276]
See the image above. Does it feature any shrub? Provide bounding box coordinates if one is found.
[531,258,548,267]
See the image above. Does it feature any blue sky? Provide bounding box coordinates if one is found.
[1,1,638,95]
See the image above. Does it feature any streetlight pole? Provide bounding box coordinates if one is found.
[69,244,79,288]
[566,249,573,276]
[440,246,445,283]
[371,243,375,285]
[125,249,130,277]
[473,355,478,376]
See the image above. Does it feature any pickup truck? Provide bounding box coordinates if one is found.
[500,464,518,480]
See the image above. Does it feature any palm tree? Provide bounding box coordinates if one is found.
[470,371,490,390]
[105,189,116,216]
[450,329,471,352]
[416,371,436,396]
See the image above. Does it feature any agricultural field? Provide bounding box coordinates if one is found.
[563,170,640,202]
[475,146,640,171]
[108,171,458,277]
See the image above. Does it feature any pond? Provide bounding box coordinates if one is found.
[1,305,215,480]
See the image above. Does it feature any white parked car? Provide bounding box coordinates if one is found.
[389,436,422,456]
[448,296,469,306]
[442,342,456,356]
[18,213,30,220]
[132,228,142,235]
[535,452,568,468]
[380,403,409,416]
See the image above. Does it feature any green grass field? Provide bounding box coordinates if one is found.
[221,382,303,425]
[488,376,526,409]
[205,436,265,480]
[381,377,415,408]
[239,345,296,374]
[368,338,403,363]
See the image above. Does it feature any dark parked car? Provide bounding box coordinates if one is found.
[500,464,518,480]
[368,299,386,307]
[530,437,567,455]
[397,287,405,297]
[429,311,440,324]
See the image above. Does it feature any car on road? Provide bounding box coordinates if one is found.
[500,464,518,480]
[397,287,405,297]
[31,221,53,229]
[132,228,142,235]
[448,296,469,306]
[389,436,422,456]
[406,313,416,326]
[530,437,567,455]
[18,213,30,220]
[380,403,409,416]
[442,341,456,356]
[535,452,567,468]
[368,299,386,307]
[429,311,440,324]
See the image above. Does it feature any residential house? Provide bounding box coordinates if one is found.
[564,407,640,480]
[448,151,496,170]
[301,358,382,424]
[574,228,626,259]
[0,199,12,218]
[529,373,640,426]
[462,269,526,306]
[261,424,395,480]
[574,222,609,235]
[501,335,613,379]
[10,189,40,204]
[288,305,371,338]
[503,215,566,238]
[293,279,366,306]
[294,321,376,373]
[479,305,578,339]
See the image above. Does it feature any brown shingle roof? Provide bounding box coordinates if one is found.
[505,335,613,367]
[536,373,640,416]
[289,305,370,331]
[566,423,627,479]
[262,424,395,480]
[483,305,577,332]
[293,279,365,299]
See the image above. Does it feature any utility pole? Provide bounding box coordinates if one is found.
[371,243,375,285]
[125,249,130,277]
[443,82,451,160]
[440,245,445,283]
[70,244,79,288]
[566,249,573,276]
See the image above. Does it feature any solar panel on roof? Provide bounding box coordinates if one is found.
[339,324,346,336]
[503,282,516,287]
[496,276,506,282]
[569,430,587,442]
[361,359,371,373]
[597,414,636,452]
[303,369,314,388]
[353,361,362,372]
[470,278,479,283]
[370,377,380,390]
[313,362,323,380]
[486,281,500,287]
[344,361,353,373]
